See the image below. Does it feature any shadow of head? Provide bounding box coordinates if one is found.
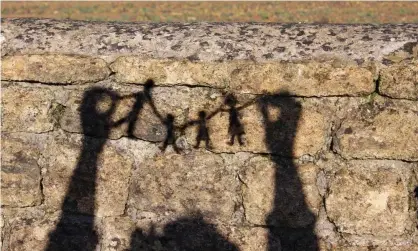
[144,79,155,93]
[414,186,418,199]
[80,87,120,137]
[129,212,239,251]
[257,90,301,155]
[224,93,238,107]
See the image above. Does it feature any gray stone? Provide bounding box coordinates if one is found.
[2,19,417,64]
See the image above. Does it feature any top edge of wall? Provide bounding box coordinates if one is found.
[1,18,417,64]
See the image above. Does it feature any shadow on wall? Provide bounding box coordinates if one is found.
[45,81,318,251]
[46,88,120,250]
[259,93,318,251]
[415,187,418,229]
[128,212,239,251]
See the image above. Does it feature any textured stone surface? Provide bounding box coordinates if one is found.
[334,96,418,161]
[2,86,56,133]
[5,215,58,251]
[39,132,133,216]
[1,133,46,207]
[379,61,418,100]
[319,244,418,251]
[101,217,136,251]
[127,151,241,223]
[3,212,101,251]
[1,54,110,84]
[325,160,413,239]
[2,19,418,64]
[240,156,321,227]
[110,58,227,88]
[111,57,374,96]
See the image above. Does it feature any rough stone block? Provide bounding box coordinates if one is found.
[334,97,418,161]
[40,132,133,216]
[240,156,321,228]
[127,151,241,223]
[1,54,110,84]
[110,58,227,88]
[1,133,45,207]
[111,57,375,96]
[380,62,418,100]
[228,61,375,96]
[325,160,412,238]
[2,87,56,133]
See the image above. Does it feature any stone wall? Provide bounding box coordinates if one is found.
[1,18,418,251]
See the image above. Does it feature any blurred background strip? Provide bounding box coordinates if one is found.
[2,1,418,23]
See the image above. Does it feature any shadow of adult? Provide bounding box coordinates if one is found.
[258,91,318,251]
[128,212,239,251]
[45,88,122,251]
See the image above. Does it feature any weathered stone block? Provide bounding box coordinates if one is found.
[1,133,45,207]
[240,156,321,228]
[228,61,375,96]
[40,132,133,216]
[325,160,412,238]
[127,152,241,223]
[2,87,55,133]
[1,54,110,84]
[110,57,227,88]
[111,57,375,96]
[380,62,418,100]
[334,97,418,161]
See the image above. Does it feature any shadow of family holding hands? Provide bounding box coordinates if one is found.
[45,79,317,251]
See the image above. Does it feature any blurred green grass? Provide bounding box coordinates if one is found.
[2,2,418,23]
